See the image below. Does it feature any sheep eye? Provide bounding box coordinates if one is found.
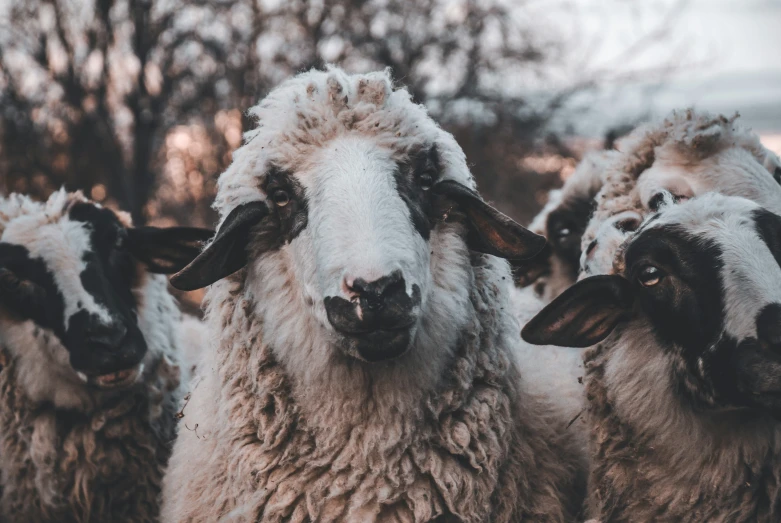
[0,268,41,295]
[271,189,290,207]
[638,265,663,287]
[554,227,571,241]
[420,174,434,191]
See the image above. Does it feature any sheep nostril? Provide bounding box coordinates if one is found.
[585,239,598,257]
[346,270,406,311]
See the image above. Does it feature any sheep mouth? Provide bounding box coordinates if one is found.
[334,325,416,363]
[80,365,143,390]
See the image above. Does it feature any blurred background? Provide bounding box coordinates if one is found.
[0,0,778,308]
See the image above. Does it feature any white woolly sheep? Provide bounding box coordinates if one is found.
[580,109,781,278]
[162,67,585,522]
[0,189,212,522]
[523,193,781,521]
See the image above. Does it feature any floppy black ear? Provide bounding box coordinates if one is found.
[432,180,546,260]
[126,227,214,274]
[521,274,634,347]
[170,201,269,291]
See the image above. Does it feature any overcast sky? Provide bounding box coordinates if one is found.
[546,0,781,135]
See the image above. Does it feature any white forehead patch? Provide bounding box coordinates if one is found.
[1,214,112,328]
[304,135,428,299]
[642,193,781,340]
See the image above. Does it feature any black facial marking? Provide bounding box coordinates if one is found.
[625,225,724,355]
[648,191,687,212]
[624,225,726,407]
[394,144,441,240]
[757,303,781,350]
[546,196,596,279]
[66,202,148,375]
[69,203,138,315]
[260,166,309,246]
[774,166,781,185]
[753,208,781,270]
[0,244,65,337]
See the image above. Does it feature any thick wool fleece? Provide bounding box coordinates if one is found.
[164,255,582,522]
[580,109,781,276]
[162,67,583,522]
[583,338,781,522]
[0,351,180,522]
[0,191,191,522]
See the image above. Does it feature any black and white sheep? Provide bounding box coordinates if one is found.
[523,193,781,521]
[162,67,585,522]
[0,189,212,522]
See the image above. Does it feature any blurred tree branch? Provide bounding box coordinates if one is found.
[0,0,687,229]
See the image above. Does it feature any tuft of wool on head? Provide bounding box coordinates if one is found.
[214,66,475,222]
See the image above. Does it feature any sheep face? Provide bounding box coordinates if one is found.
[524,193,781,414]
[0,193,211,390]
[579,209,643,277]
[513,150,612,301]
[173,140,544,363]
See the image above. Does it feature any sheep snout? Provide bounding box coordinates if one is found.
[324,274,422,362]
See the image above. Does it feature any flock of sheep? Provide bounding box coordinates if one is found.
[0,66,779,522]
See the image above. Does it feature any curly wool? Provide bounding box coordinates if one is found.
[583,336,781,522]
[165,256,582,522]
[0,351,181,523]
[580,109,781,276]
[162,67,583,522]
[0,191,191,522]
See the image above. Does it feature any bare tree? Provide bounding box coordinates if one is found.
[0,0,687,228]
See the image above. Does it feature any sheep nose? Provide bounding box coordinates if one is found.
[345,269,406,311]
[757,303,781,351]
[85,322,128,350]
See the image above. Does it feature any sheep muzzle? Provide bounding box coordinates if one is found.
[324,283,421,362]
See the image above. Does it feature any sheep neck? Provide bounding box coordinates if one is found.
[0,348,180,522]
[585,325,781,521]
[192,256,580,521]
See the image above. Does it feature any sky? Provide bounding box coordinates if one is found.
[546,0,781,136]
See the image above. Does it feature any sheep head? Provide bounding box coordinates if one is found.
[523,193,781,417]
[171,68,544,364]
[0,190,212,390]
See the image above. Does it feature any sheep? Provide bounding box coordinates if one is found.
[523,193,781,521]
[514,149,617,302]
[579,109,781,278]
[161,67,585,522]
[0,189,212,522]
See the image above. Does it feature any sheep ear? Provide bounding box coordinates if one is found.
[432,180,546,260]
[511,243,553,287]
[521,274,634,347]
[170,202,269,291]
[127,227,214,274]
